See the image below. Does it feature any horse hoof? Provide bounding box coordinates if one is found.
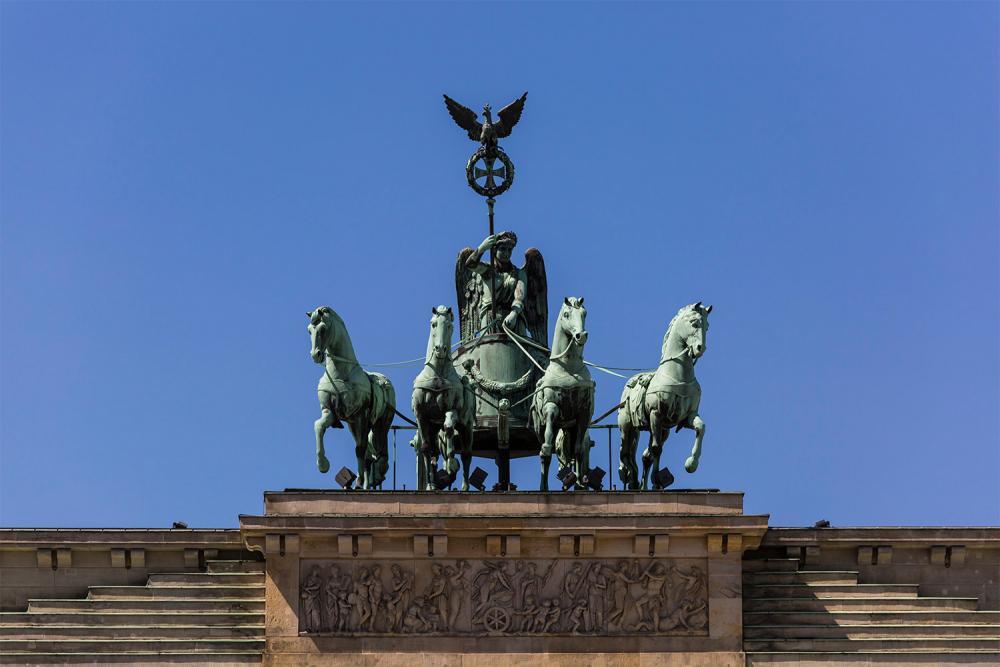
[684,457,699,473]
[317,456,330,474]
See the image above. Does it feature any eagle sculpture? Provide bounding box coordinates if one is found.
[443,92,527,157]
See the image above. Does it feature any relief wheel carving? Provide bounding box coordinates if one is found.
[483,605,512,633]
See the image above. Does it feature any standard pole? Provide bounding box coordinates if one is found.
[487,197,496,330]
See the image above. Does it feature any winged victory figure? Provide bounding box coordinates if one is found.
[455,230,547,346]
[443,92,528,158]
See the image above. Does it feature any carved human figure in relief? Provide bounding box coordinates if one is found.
[569,598,588,634]
[322,564,345,631]
[387,564,413,632]
[425,563,449,630]
[455,231,548,344]
[604,560,640,630]
[402,596,434,633]
[350,567,373,631]
[300,565,323,633]
[367,565,384,632]
[447,560,470,630]
[585,566,609,632]
[634,562,668,628]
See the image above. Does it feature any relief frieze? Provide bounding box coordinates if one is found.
[299,558,707,636]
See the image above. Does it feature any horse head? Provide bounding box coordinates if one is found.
[665,302,713,361]
[307,306,336,363]
[557,297,588,349]
[426,305,454,364]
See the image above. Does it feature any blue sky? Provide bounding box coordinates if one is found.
[1,1,997,528]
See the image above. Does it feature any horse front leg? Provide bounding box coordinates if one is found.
[685,414,705,473]
[418,421,438,491]
[539,400,559,492]
[314,392,334,474]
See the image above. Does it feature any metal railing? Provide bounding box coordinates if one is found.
[388,423,621,491]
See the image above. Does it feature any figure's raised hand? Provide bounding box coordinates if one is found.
[479,235,497,252]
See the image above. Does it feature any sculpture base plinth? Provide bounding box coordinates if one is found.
[240,490,768,665]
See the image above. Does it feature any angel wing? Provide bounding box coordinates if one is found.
[495,92,528,139]
[522,247,548,347]
[455,247,481,343]
[443,95,481,141]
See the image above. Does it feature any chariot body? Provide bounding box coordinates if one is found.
[453,232,549,489]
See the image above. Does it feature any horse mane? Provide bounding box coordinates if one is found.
[661,303,698,358]
[318,306,359,363]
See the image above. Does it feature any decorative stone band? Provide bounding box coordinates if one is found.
[298,557,708,637]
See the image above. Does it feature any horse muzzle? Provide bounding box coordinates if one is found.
[310,348,324,363]
[573,331,589,346]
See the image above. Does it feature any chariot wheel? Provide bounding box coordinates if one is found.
[482,605,512,633]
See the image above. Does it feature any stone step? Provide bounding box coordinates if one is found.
[745,583,920,599]
[87,585,262,599]
[743,559,802,572]
[147,572,264,586]
[0,624,264,639]
[0,652,263,664]
[28,598,264,613]
[0,611,263,626]
[744,597,980,613]
[744,610,1000,626]
[744,637,1000,652]
[746,651,1000,665]
[0,638,266,653]
[745,571,859,585]
[745,624,1000,639]
[205,559,264,574]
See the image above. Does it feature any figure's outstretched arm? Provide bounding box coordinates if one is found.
[466,235,496,273]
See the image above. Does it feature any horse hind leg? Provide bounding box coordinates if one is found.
[618,421,640,490]
[348,420,371,489]
[685,415,705,473]
[539,401,559,492]
[641,409,669,491]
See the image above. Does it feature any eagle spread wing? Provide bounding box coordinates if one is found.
[495,92,528,139]
[522,247,548,347]
[443,95,481,141]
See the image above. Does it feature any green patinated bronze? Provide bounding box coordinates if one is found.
[307,306,397,490]
[530,297,595,491]
[617,303,713,490]
[301,94,716,492]
[411,306,477,491]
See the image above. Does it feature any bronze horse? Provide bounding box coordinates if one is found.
[530,297,595,491]
[411,306,476,490]
[618,303,712,490]
[307,306,396,489]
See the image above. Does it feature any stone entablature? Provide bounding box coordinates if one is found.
[240,490,768,666]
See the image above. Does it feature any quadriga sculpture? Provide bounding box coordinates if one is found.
[530,297,595,491]
[306,306,396,489]
[412,306,476,490]
[617,302,712,490]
